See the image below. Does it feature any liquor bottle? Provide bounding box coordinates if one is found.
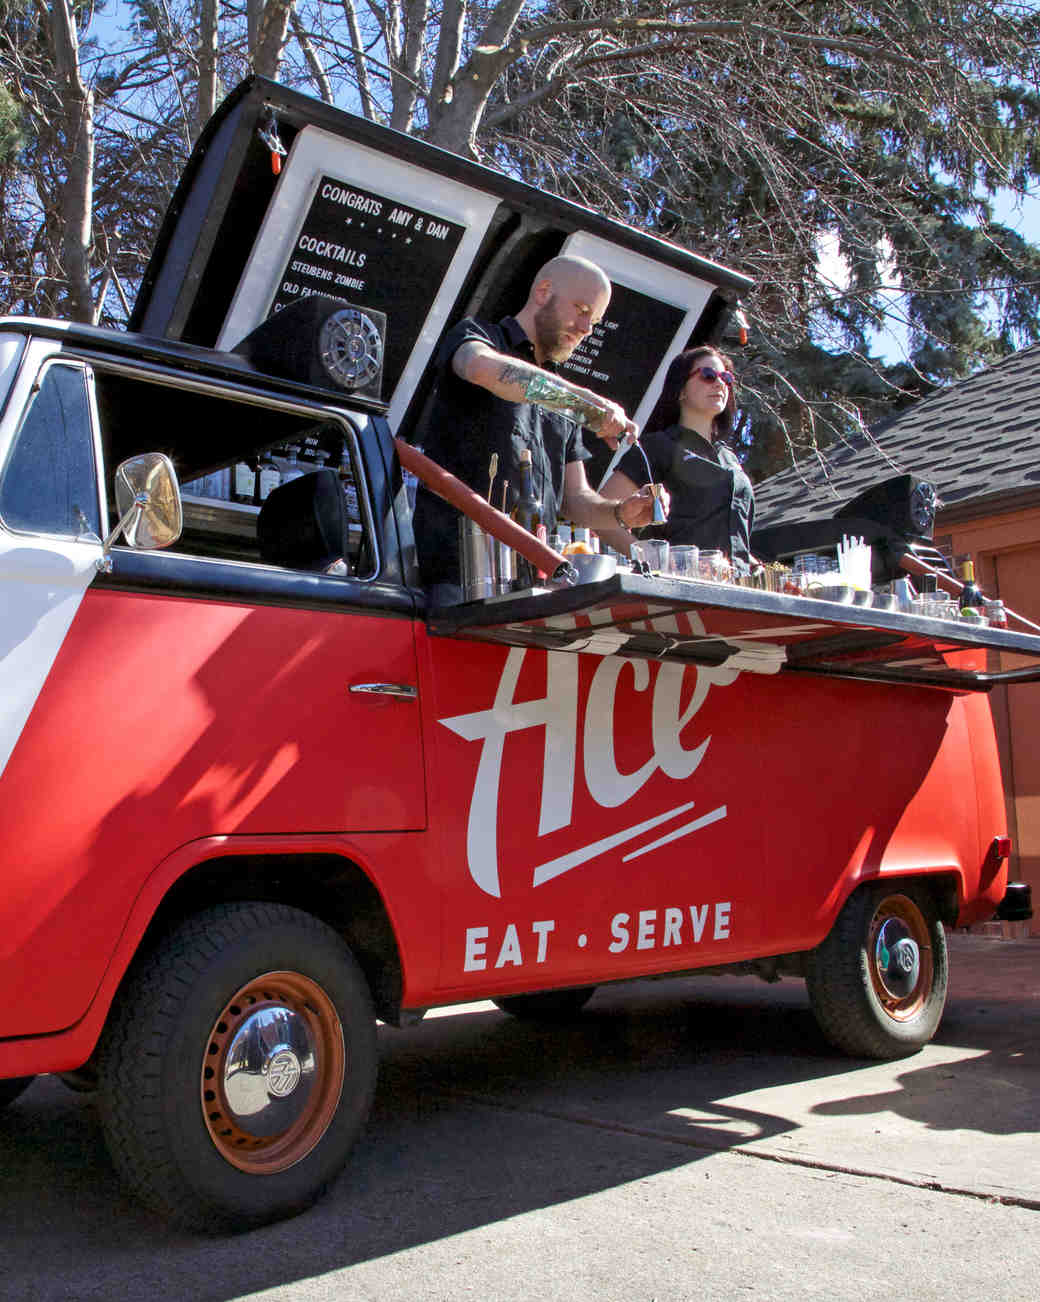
[958,559,985,613]
[338,443,359,521]
[233,458,256,505]
[511,450,544,538]
[256,451,281,503]
[512,448,546,586]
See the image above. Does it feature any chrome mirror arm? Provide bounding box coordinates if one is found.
[102,492,150,553]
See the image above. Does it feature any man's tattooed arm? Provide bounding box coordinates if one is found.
[497,361,609,430]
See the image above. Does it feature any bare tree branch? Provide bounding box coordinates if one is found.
[292,6,334,100]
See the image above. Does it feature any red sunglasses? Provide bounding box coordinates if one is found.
[691,365,735,386]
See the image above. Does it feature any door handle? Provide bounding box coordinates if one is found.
[348,682,418,700]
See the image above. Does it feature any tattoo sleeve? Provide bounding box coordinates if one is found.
[497,361,608,430]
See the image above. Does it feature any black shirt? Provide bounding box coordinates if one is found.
[618,424,755,569]
[412,316,590,586]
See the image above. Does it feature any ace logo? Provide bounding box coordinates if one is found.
[439,647,738,897]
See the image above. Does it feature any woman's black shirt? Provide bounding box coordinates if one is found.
[618,424,754,569]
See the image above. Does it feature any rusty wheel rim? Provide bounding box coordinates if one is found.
[200,970,345,1174]
[867,894,933,1022]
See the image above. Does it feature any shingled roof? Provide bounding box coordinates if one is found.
[753,343,1040,529]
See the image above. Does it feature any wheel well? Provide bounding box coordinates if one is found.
[135,853,404,1022]
[876,873,960,928]
[823,874,960,930]
[928,873,960,928]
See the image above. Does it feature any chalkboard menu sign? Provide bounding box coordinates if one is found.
[270,174,467,396]
[558,282,686,417]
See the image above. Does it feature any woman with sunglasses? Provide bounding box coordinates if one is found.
[598,346,755,571]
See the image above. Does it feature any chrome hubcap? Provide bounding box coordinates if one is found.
[873,918,921,1001]
[202,970,346,1174]
[222,1004,316,1137]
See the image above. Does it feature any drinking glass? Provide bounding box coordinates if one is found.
[670,545,699,579]
[636,539,670,573]
[790,554,817,593]
[699,550,729,582]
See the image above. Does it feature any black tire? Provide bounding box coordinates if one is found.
[96,901,377,1233]
[58,1066,98,1094]
[493,986,596,1021]
[0,1076,35,1109]
[806,881,948,1060]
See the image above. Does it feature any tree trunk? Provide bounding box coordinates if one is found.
[195,0,220,141]
[430,0,466,113]
[388,0,430,134]
[50,0,94,323]
[341,0,376,121]
[425,0,526,156]
[291,9,333,103]
[252,0,294,79]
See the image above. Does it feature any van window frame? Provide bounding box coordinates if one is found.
[0,357,107,545]
[81,356,382,582]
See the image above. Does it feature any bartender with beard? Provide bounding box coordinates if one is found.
[412,255,666,601]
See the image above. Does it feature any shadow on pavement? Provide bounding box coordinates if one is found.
[811,1042,1038,1136]
[0,984,839,1301]
[0,949,1036,1301]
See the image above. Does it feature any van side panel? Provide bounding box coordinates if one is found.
[0,827,441,1078]
[418,632,990,1001]
[961,687,1012,923]
[0,585,426,1038]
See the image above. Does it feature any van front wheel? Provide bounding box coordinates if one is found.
[97,901,377,1232]
[0,1076,34,1109]
[806,883,947,1060]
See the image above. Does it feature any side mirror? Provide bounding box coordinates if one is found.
[104,452,183,551]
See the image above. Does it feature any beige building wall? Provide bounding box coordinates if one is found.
[940,504,1040,935]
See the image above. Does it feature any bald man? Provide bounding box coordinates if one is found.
[413,255,662,595]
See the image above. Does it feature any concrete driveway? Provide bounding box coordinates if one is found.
[1,933,1037,1301]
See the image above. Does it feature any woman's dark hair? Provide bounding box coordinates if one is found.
[645,346,737,438]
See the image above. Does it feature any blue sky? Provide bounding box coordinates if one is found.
[993,186,1040,238]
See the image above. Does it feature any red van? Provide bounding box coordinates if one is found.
[0,79,1034,1231]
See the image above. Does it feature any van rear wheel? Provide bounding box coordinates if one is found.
[97,901,377,1232]
[806,882,947,1060]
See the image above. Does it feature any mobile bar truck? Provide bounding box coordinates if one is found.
[0,79,1036,1232]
